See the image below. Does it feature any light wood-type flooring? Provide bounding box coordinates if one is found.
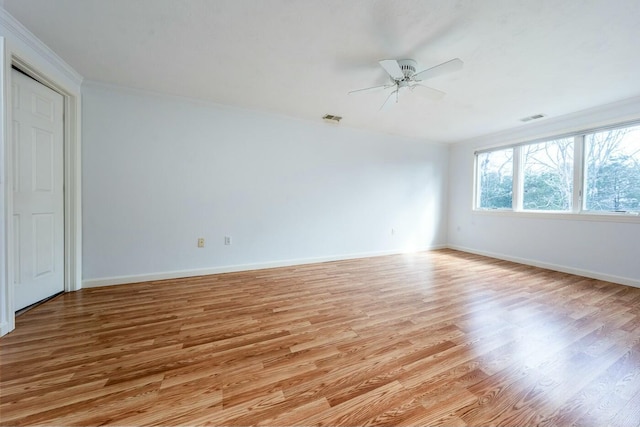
[1,249,640,426]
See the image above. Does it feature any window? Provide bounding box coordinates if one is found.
[475,121,640,217]
[522,138,573,211]
[476,148,513,209]
[584,125,640,213]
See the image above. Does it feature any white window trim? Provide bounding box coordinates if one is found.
[572,135,585,214]
[512,145,523,210]
[473,209,640,224]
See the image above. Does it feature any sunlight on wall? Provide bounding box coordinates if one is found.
[394,179,442,254]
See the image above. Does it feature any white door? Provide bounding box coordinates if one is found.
[12,69,64,310]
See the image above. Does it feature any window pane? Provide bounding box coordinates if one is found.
[477,148,513,209]
[522,138,574,211]
[585,125,640,212]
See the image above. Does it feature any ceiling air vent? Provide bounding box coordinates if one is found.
[520,114,546,122]
[322,114,342,123]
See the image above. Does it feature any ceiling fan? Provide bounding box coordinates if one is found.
[349,58,463,110]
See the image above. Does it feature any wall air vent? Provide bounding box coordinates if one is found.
[520,114,546,122]
[322,114,342,123]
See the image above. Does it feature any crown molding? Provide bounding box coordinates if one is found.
[454,95,640,149]
[0,7,82,86]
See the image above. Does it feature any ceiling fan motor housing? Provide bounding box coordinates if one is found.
[397,59,418,80]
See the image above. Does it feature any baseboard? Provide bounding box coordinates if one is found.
[447,244,640,289]
[0,321,12,337]
[82,245,447,288]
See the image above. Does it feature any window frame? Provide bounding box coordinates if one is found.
[473,120,640,223]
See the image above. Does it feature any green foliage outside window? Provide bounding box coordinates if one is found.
[585,128,640,212]
[476,123,640,214]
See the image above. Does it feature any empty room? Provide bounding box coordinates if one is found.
[1,1,640,426]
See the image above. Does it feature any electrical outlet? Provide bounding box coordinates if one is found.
[224,236,232,245]
[197,238,205,248]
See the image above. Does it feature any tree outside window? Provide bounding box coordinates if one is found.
[475,122,640,215]
[477,148,513,209]
[585,126,640,212]
[522,138,574,211]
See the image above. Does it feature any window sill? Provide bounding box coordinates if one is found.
[472,209,640,223]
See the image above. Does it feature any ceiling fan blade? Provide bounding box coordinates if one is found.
[379,89,398,111]
[379,59,404,80]
[413,58,463,82]
[410,84,446,100]
[348,84,395,95]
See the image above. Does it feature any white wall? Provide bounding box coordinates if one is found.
[82,82,448,286]
[448,97,640,287]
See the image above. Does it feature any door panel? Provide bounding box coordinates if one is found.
[33,213,55,277]
[33,128,54,192]
[12,69,64,310]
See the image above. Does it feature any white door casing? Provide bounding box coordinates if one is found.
[0,10,83,336]
[11,69,64,310]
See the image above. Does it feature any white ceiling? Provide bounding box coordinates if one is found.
[4,0,640,142]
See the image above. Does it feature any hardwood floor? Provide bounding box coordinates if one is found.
[1,249,639,426]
